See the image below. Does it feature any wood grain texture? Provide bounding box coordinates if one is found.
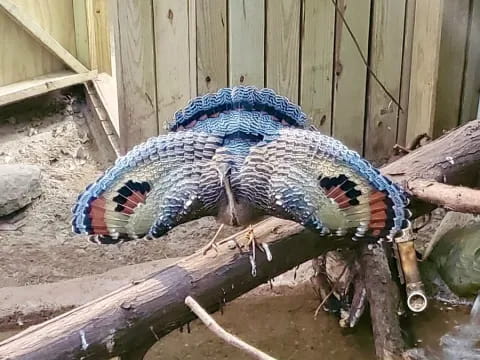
[364,0,406,162]
[460,0,480,124]
[300,0,335,133]
[0,0,78,86]
[92,0,112,74]
[434,0,470,137]
[406,0,443,144]
[397,0,416,147]
[0,70,96,106]
[73,0,94,69]
[332,0,371,154]
[154,0,194,133]
[266,0,301,102]
[188,0,197,98]
[196,0,227,95]
[114,0,157,152]
[0,0,87,73]
[229,0,265,87]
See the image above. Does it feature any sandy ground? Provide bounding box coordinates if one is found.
[0,93,239,288]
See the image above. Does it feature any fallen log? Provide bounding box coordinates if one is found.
[0,220,351,359]
[1,120,480,359]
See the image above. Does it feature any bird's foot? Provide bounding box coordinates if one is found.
[201,224,224,256]
[245,225,273,277]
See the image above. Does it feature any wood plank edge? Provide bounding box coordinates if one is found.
[83,80,121,159]
[0,70,97,107]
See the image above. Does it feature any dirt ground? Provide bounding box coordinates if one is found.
[0,92,239,288]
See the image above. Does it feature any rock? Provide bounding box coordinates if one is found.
[0,164,42,216]
[429,223,480,298]
[424,211,480,259]
[27,128,38,137]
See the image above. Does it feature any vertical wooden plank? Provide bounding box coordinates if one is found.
[266,0,301,102]
[332,0,371,153]
[188,0,197,98]
[406,0,443,144]
[196,0,227,94]
[114,0,157,152]
[229,0,265,87]
[460,0,480,124]
[397,0,416,147]
[300,0,335,133]
[434,0,470,137]
[73,0,96,69]
[364,0,406,162]
[153,0,192,133]
[92,0,112,74]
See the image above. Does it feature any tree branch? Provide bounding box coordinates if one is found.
[408,179,480,214]
[185,296,277,360]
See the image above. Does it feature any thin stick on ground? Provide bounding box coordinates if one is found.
[185,296,277,360]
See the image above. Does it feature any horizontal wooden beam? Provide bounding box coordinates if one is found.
[0,0,89,73]
[0,70,97,106]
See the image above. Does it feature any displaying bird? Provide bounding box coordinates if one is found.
[72,87,410,253]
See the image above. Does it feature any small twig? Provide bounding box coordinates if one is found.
[393,144,411,154]
[185,296,277,360]
[331,0,403,111]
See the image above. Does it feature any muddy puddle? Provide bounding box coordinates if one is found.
[0,295,477,359]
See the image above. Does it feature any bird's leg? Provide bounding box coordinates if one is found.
[245,225,257,276]
[245,225,273,277]
[202,224,224,256]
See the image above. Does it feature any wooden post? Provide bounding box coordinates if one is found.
[397,0,417,147]
[229,0,265,87]
[153,0,195,133]
[265,0,301,102]
[434,0,470,136]
[113,0,158,153]
[406,0,443,144]
[92,0,112,75]
[364,0,406,162]
[300,0,335,133]
[332,0,371,154]
[196,0,228,95]
[460,0,480,124]
[73,0,96,70]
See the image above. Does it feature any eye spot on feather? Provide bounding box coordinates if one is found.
[319,174,362,208]
[113,180,151,215]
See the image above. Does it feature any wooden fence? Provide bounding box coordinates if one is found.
[1,1,479,164]
[113,0,480,162]
[0,0,111,106]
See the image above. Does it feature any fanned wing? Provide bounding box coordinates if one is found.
[72,131,223,243]
[233,129,410,239]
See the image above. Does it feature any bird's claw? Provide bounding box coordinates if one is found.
[245,226,273,277]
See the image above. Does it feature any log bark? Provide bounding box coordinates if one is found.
[360,244,404,359]
[407,179,480,214]
[1,120,480,360]
[0,220,351,359]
